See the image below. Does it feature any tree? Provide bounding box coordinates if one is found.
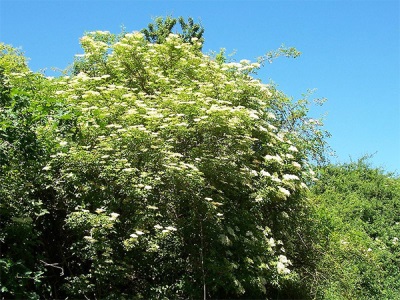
[141,16,204,46]
[1,20,328,299]
[0,47,55,298]
[0,43,30,74]
[306,158,400,299]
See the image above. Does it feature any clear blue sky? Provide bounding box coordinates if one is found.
[1,0,399,173]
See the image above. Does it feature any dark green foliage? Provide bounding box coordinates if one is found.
[0,71,48,298]
[177,16,205,45]
[141,16,204,46]
[141,16,177,44]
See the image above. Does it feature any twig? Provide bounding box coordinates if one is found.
[39,260,64,276]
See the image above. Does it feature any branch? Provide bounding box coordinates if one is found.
[40,260,64,276]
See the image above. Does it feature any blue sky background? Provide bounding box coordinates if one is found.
[1,0,399,173]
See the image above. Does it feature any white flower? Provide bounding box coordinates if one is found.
[135,230,144,235]
[130,233,138,238]
[268,237,276,247]
[248,111,259,119]
[154,225,163,229]
[165,226,177,231]
[110,213,120,220]
[42,165,51,171]
[308,118,321,125]
[95,30,110,35]
[278,187,291,197]
[255,195,263,202]
[288,145,298,152]
[250,170,258,176]
[168,33,179,38]
[279,255,289,264]
[225,62,241,68]
[267,124,277,131]
[283,174,299,181]
[277,255,291,274]
[260,170,271,177]
[271,176,282,183]
[95,208,105,214]
[300,182,309,190]
[84,236,97,243]
[277,262,290,274]
[264,154,283,164]
[292,162,302,169]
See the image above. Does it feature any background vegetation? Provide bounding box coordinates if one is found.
[1,17,398,299]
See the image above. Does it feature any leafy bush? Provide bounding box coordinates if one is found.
[308,158,400,299]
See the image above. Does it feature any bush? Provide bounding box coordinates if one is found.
[308,158,400,299]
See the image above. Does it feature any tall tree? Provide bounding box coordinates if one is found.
[141,16,204,46]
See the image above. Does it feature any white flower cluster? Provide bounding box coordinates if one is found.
[264,154,283,164]
[276,254,291,275]
[153,224,177,234]
[223,59,260,73]
[283,174,299,181]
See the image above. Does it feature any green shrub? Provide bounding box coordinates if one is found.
[308,158,400,299]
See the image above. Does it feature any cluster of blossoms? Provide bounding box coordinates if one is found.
[276,254,292,275]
